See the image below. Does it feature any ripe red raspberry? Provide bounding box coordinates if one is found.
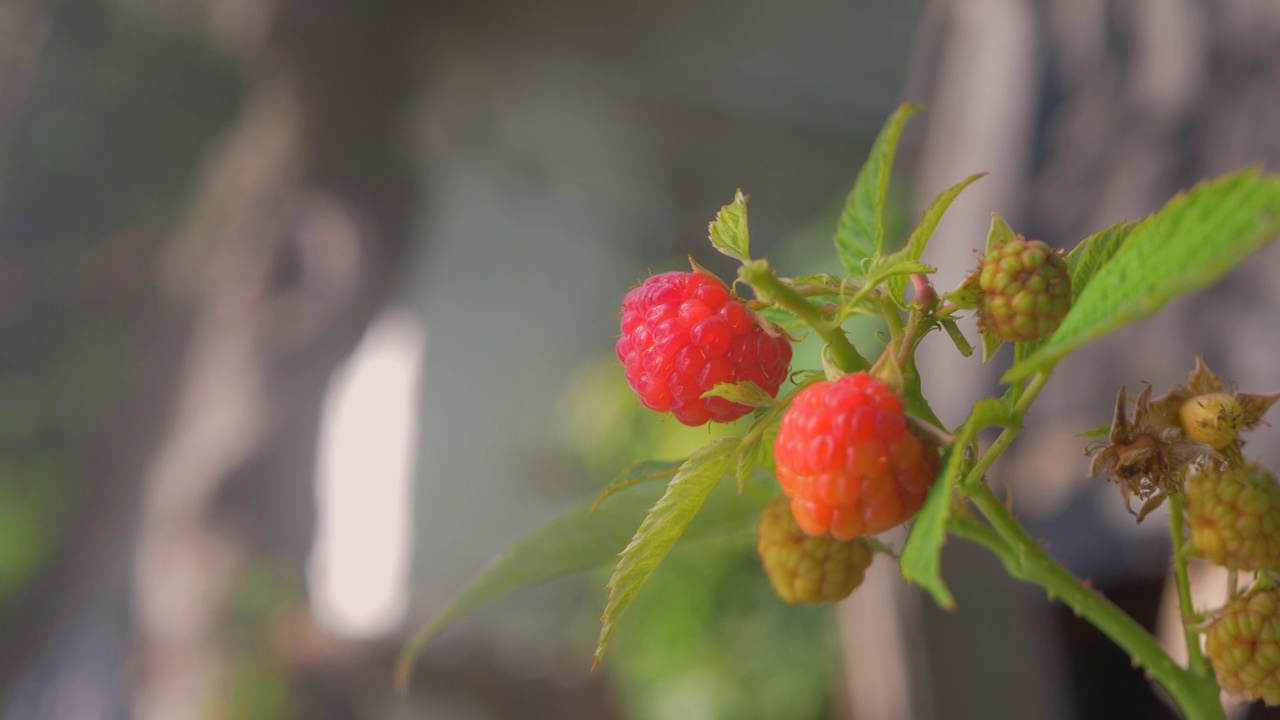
[773,372,940,539]
[757,496,875,604]
[616,271,792,426]
[977,235,1071,343]
[1206,586,1280,705]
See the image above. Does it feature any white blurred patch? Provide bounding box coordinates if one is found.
[309,308,424,638]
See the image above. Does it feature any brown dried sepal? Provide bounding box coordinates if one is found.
[1086,385,1208,522]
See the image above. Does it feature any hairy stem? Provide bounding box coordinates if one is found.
[1168,492,1212,677]
[738,259,869,373]
[962,487,1226,720]
[950,367,1223,718]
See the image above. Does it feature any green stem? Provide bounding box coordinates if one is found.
[948,367,1223,718]
[881,294,905,340]
[738,260,869,373]
[959,370,1049,496]
[1168,492,1212,677]
[961,487,1226,720]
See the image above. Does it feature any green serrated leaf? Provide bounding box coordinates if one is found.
[834,103,922,277]
[702,380,777,408]
[756,306,801,329]
[591,460,683,514]
[887,173,986,301]
[1064,220,1140,302]
[735,433,761,494]
[594,437,739,667]
[1015,221,1139,365]
[395,455,763,689]
[900,398,1011,608]
[709,189,751,262]
[899,446,960,609]
[1005,169,1280,382]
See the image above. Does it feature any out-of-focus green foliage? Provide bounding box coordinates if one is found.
[216,561,304,720]
[557,359,840,720]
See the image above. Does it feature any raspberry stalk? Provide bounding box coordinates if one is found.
[737,259,869,373]
[1169,492,1213,678]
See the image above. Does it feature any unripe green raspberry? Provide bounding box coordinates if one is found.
[1180,392,1245,450]
[756,496,875,604]
[1206,586,1280,705]
[977,236,1071,343]
[1186,463,1280,572]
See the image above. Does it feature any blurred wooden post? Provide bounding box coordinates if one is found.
[128,2,420,718]
[842,0,1280,717]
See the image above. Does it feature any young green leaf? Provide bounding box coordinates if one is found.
[735,432,761,493]
[1064,220,1140,304]
[1005,169,1280,382]
[594,437,739,668]
[887,173,986,301]
[834,103,922,277]
[395,457,763,690]
[900,398,1011,608]
[709,189,751,262]
[591,460,683,514]
[701,380,778,408]
[899,445,961,609]
[1014,221,1139,365]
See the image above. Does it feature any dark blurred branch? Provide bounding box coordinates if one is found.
[0,0,423,716]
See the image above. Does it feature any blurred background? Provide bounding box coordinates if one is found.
[2,0,1280,718]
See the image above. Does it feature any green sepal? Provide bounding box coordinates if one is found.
[708,189,751,263]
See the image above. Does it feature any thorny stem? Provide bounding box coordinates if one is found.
[738,260,869,373]
[949,369,1224,719]
[881,294,906,340]
[959,370,1050,502]
[1168,492,1212,677]
[961,487,1226,720]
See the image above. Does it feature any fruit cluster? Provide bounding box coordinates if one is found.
[975,235,1071,344]
[1086,357,1280,705]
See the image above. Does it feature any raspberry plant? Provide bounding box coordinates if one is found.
[398,105,1280,719]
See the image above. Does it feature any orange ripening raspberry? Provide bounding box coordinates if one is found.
[617,271,792,426]
[773,372,940,539]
